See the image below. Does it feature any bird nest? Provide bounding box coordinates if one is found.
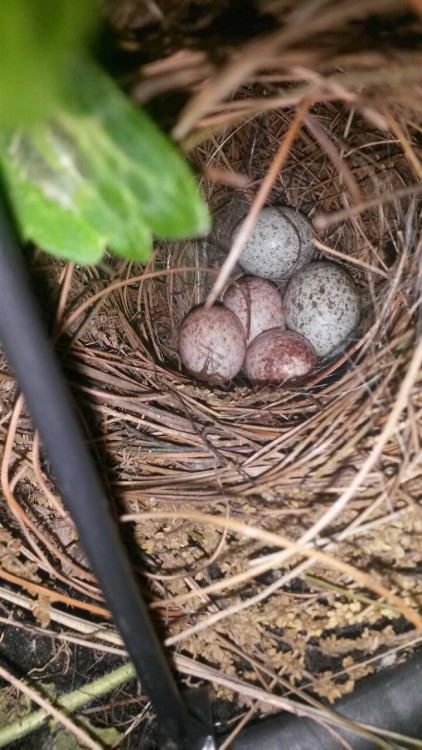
[1,1,422,746]
[111,97,422,710]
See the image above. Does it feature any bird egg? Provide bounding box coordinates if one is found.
[231,206,315,281]
[178,304,246,384]
[223,275,285,345]
[284,261,361,357]
[245,329,317,385]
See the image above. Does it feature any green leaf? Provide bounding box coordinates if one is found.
[0,58,210,265]
[62,58,210,240]
[0,129,106,264]
[0,0,98,127]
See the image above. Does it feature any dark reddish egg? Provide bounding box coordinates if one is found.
[245,328,317,385]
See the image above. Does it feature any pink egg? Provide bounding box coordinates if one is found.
[179,305,246,384]
[223,275,285,345]
[245,329,317,385]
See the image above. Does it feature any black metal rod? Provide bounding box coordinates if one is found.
[0,189,213,750]
[228,648,422,749]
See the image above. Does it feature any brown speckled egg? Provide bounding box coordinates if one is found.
[222,275,285,345]
[179,304,246,384]
[245,329,317,385]
[284,261,361,357]
[231,206,315,281]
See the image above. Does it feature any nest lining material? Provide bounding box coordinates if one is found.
[1,3,422,739]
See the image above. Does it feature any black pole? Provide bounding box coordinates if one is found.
[0,189,214,750]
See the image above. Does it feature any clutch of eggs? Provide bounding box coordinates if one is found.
[178,205,361,385]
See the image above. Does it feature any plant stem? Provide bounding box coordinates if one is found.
[0,662,135,748]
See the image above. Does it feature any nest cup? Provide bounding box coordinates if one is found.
[137,103,419,388]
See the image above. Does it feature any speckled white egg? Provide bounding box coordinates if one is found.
[222,275,285,345]
[245,329,317,385]
[231,206,315,281]
[284,261,361,358]
[178,304,246,384]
